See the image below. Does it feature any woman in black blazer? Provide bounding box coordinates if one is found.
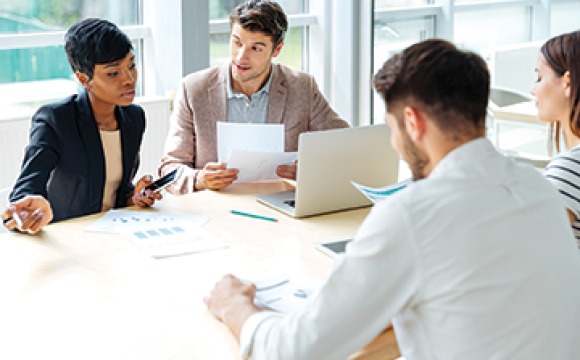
[2,18,161,233]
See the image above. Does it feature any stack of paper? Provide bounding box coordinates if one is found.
[228,150,297,182]
[84,210,226,258]
[84,210,210,233]
[122,221,227,258]
[217,122,297,182]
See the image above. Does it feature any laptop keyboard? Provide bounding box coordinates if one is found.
[284,200,296,208]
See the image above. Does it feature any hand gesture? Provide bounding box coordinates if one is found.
[1,195,53,234]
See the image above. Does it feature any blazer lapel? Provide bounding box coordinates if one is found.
[76,90,105,209]
[207,64,228,160]
[267,64,288,125]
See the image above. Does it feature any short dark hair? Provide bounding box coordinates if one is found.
[540,31,580,153]
[65,18,133,80]
[373,39,490,137]
[229,0,288,47]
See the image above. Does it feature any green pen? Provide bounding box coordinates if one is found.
[230,210,278,222]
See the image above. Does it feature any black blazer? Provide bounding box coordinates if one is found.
[10,90,146,223]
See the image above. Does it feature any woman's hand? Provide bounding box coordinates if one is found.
[1,195,53,234]
[127,175,163,207]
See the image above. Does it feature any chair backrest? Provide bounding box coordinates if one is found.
[489,86,534,109]
[482,40,544,95]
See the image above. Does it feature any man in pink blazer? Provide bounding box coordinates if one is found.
[159,0,348,194]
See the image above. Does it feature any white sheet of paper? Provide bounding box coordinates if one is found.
[217,122,284,163]
[241,274,321,314]
[84,210,210,234]
[351,179,412,204]
[227,149,298,182]
[122,221,227,258]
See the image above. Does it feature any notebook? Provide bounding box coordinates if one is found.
[255,124,399,218]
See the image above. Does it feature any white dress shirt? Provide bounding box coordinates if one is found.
[240,138,580,360]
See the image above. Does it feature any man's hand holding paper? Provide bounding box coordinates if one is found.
[216,122,298,185]
[276,160,298,180]
[228,150,298,183]
[195,162,239,191]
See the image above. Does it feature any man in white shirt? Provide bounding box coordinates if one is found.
[204,39,580,359]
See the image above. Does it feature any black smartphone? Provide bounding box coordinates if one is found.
[143,168,183,193]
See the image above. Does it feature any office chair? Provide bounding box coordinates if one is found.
[487,85,535,146]
[486,86,550,167]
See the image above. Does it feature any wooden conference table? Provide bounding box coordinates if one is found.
[0,180,400,360]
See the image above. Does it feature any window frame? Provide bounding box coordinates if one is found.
[360,0,564,125]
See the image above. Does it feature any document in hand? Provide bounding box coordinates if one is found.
[351,179,412,204]
[243,274,321,314]
[217,122,284,163]
[228,149,297,182]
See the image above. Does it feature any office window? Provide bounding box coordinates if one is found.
[551,3,580,37]
[373,10,434,123]
[209,0,307,70]
[364,0,580,161]
[0,0,142,118]
[210,0,305,19]
[375,0,430,8]
[455,0,504,3]
[0,1,139,32]
[454,7,527,53]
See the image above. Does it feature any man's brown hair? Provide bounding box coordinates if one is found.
[373,39,490,137]
[229,0,288,48]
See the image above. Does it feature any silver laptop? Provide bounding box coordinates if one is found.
[255,124,400,218]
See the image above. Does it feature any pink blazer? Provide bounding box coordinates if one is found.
[159,63,349,194]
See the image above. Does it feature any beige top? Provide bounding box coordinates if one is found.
[99,130,123,211]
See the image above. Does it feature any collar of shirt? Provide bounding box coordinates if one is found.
[429,138,497,179]
[227,64,274,100]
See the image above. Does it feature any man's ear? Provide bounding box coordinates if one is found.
[403,106,426,141]
[272,41,284,58]
[75,71,90,89]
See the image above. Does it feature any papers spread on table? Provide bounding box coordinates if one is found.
[84,210,210,234]
[217,122,284,163]
[228,149,298,182]
[351,179,412,204]
[122,221,227,258]
[242,274,321,314]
